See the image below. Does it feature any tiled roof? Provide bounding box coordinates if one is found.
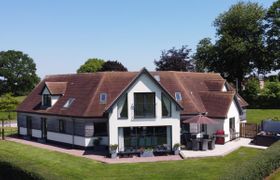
[17,70,247,118]
[45,82,67,95]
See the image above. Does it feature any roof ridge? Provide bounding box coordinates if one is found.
[173,72,205,113]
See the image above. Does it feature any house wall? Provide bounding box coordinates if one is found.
[108,73,181,152]
[206,100,240,142]
[17,112,108,147]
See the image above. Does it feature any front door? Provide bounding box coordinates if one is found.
[26,116,32,137]
[41,118,47,139]
[229,117,235,140]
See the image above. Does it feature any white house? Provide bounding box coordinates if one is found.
[16,68,248,154]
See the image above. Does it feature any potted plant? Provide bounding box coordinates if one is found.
[141,147,154,157]
[173,143,180,155]
[110,144,118,159]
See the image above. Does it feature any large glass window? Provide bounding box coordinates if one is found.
[43,94,51,107]
[161,93,171,117]
[94,122,108,136]
[134,93,155,118]
[117,94,128,119]
[123,126,168,151]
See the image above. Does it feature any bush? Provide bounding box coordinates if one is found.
[221,141,280,180]
[0,161,42,180]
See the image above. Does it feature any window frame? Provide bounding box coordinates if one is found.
[99,93,107,104]
[175,92,182,101]
[161,93,172,118]
[134,92,156,118]
[94,122,108,136]
[117,94,128,119]
[59,119,65,133]
[43,94,52,107]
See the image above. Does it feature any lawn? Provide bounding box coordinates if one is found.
[0,96,26,121]
[246,109,280,124]
[0,141,262,180]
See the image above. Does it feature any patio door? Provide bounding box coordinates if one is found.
[41,118,47,140]
[26,116,32,137]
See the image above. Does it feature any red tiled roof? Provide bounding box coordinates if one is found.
[17,70,246,118]
[45,82,67,95]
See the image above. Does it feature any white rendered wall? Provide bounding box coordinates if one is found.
[19,127,27,135]
[206,100,240,143]
[32,129,42,138]
[108,73,181,151]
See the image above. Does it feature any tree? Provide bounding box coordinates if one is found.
[194,2,270,91]
[100,60,128,72]
[0,50,40,96]
[193,38,217,72]
[154,46,194,71]
[77,58,105,73]
[265,0,280,70]
[242,78,260,105]
[0,93,19,112]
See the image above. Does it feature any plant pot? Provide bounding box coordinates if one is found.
[174,149,180,155]
[111,152,117,159]
[141,151,154,157]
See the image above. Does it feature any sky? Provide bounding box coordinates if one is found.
[0,0,276,78]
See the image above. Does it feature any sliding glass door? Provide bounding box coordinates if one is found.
[120,126,170,152]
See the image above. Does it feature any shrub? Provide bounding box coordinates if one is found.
[221,141,280,180]
[0,161,42,180]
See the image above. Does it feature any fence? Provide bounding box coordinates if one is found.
[0,120,18,140]
[240,123,259,138]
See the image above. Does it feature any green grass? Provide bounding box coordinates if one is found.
[0,96,26,121]
[247,109,280,124]
[0,141,262,180]
[268,169,280,180]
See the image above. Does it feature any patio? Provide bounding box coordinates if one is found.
[180,138,267,159]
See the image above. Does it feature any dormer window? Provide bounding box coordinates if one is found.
[63,98,75,108]
[175,92,182,101]
[43,94,52,107]
[100,93,107,104]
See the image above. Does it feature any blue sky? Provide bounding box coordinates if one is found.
[0,0,275,78]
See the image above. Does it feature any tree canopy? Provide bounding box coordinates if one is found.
[0,50,40,96]
[100,60,128,72]
[193,2,272,90]
[154,46,194,71]
[265,0,280,70]
[77,58,105,73]
[0,93,19,112]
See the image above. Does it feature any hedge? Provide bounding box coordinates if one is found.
[0,161,42,180]
[221,141,280,180]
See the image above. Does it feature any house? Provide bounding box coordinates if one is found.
[16,68,248,153]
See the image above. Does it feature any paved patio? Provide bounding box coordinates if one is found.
[6,137,182,164]
[6,137,267,163]
[180,138,267,159]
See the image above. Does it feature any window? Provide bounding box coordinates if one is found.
[99,93,107,104]
[175,92,182,101]
[94,123,108,136]
[161,93,171,117]
[117,94,128,119]
[59,119,65,133]
[134,93,155,118]
[43,94,52,107]
[63,98,75,108]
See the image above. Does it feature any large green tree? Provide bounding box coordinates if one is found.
[154,46,194,71]
[0,93,19,112]
[0,50,40,96]
[77,58,105,73]
[194,2,270,90]
[265,0,280,70]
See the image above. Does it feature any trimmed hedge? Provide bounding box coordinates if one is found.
[0,161,42,180]
[221,141,280,180]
